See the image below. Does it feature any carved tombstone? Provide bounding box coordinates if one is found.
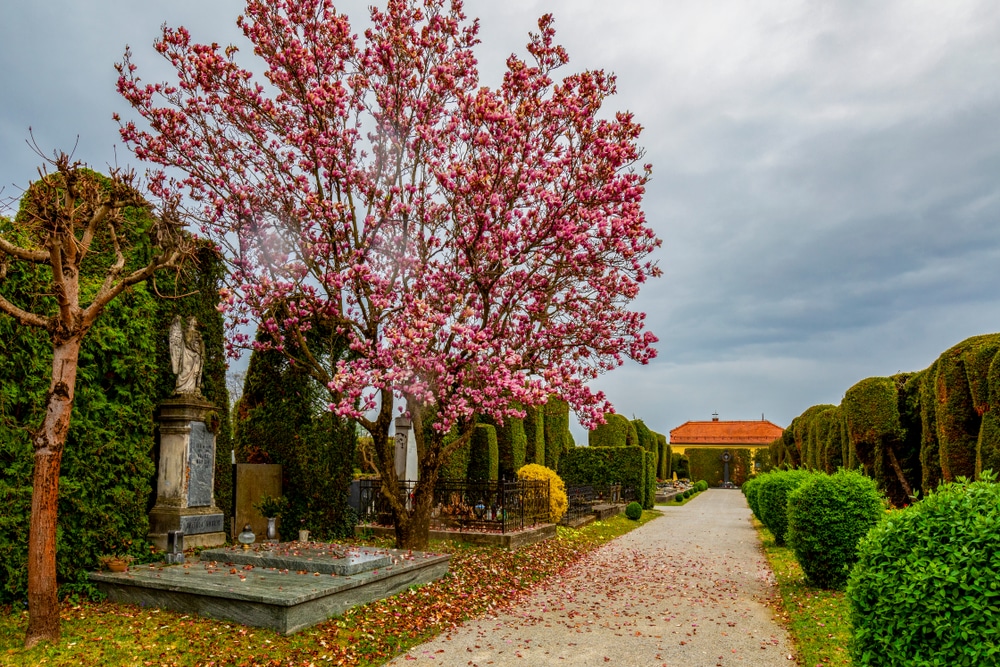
[149,317,225,551]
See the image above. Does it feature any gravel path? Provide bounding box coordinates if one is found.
[388,489,794,667]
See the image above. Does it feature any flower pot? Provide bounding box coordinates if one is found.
[298,529,309,543]
[106,559,128,573]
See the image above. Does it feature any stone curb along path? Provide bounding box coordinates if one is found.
[388,489,794,667]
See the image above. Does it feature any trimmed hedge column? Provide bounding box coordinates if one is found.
[482,407,527,480]
[588,413,634,448]
[523,404,546,466]
[978,351,1000,476]
[468,424,498,482]
[655,432,670,479]
[543,396,573,471]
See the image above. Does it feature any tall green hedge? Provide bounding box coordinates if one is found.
[686,448,752,486]
[934,342,981,481]
[780,426,800,468]
[560,445,647,506]
[978,351,1000,476]
[643,450,656,509]
[769,436,785,469]
[482,407,527,481]
[842,377,918,505]
[633,419,656,453]
[543,396,573,471]
[588,413,635,448]
[439,424,471,480]
[844,377,898,467]
[918,361,942,492]
[815,407,845,472]
[791,404,836,470]
[776,333,1000,505]
[655,432,670,479]
[468,424,498,482]
[234,324,357,540]
[671,452,690,480]
[0,201,229,604]
[523,403,545,466]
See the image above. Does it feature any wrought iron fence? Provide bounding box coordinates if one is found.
[561,484,624,525]
[562,485,595,524]
[621,485,639,504]
[356,478,550,533]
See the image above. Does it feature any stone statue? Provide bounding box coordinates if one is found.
[169,315,205,396]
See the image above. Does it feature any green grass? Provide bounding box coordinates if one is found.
[752,518,852,666]
[1,510,661,666]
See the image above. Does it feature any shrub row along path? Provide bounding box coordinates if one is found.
[389,489,794,666]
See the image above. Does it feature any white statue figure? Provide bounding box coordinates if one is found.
[169,315,205,396]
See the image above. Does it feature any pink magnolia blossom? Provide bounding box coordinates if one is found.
[118,0,660,547]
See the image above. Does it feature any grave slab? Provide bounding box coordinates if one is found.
[199,543,392,575]
[91,542,449,635]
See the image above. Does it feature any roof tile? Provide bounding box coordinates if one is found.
[669,420,783,445]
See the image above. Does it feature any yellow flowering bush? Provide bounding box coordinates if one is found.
[517,463,568,524]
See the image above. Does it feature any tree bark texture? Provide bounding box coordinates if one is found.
[24,337,81,648]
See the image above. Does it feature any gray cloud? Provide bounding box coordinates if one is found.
[2,1,998,446]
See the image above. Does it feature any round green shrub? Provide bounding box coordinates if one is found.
[743,477,762,520]
[757,469,814,545]
[696,480,709,492]
[625,501,642,520]
[675,494,684,502]
[787,470,884,589]
[847,475,1000,665]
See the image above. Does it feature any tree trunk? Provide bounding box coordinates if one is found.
[394,482,434,551]
[885,443,914,500]
[24,337,81,648]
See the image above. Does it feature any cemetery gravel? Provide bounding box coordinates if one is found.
[390,489,794,666]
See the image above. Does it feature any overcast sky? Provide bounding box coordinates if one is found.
[2,1,998,444]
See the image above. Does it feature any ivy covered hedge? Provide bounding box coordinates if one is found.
[0,194,230,604]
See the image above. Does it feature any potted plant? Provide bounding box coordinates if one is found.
[252,493,289,541]
[98,554,134,572]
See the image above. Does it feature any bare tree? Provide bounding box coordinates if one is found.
[0,152,190,647]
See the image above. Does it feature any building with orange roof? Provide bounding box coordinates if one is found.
[669,413,783,455]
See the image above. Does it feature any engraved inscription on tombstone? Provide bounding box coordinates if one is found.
[187,422,215,507]
[180,514,224,535]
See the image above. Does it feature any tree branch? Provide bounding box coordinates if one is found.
[0,293,49,329]
[0,236,48,263]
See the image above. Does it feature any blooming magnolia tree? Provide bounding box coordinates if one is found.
[117,0,660,548]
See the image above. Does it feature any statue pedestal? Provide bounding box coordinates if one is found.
[148,396,226,550]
